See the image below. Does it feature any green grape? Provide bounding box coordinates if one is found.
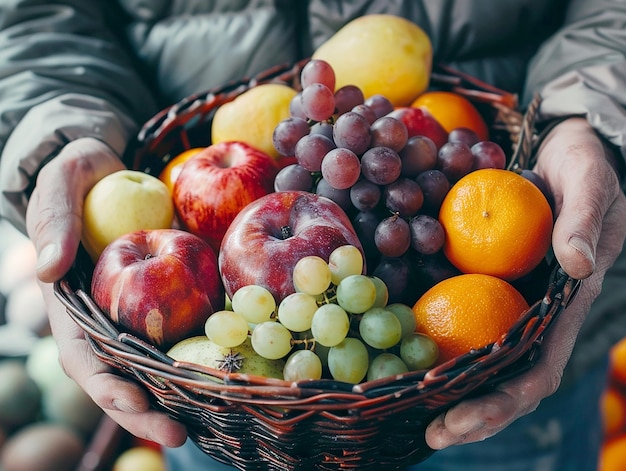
[336,274,377,313]
[367,352,409,381]
[327,337,369,384]
[277,292,318,332]
[204,310,249,348]
[400,333,439,370]
[385,303,417,337]
[293,255,332,296]
[310,303,350,347]
[369,275,389,308]
[328,245,364,285]
[359,307,402,349]
[231,285,276,324]
[283,349,323,381]
[251,321,293,360]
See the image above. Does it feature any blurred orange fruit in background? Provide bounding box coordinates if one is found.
[610,337,626,386]
[411,91,489,141]
[602,386,626,438]
[439,169,553,281]
[599,434,626,471]
[412,273,529,364]
[158,147,203,193]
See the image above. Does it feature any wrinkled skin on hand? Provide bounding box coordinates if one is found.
[424,117,626,449]
[26,137,187,447]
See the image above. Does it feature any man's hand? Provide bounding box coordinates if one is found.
[425,117,626,448]
[26,137,187,447]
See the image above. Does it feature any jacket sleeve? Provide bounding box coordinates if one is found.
[523,0,626,173]
[0,0,158,233]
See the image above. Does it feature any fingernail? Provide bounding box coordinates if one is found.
[36,244,59,272]
[568,236,595,266]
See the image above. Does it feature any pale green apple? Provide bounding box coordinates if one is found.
[167,336,285,380]
[82,170,174,261]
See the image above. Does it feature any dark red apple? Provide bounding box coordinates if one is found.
[219,191,365,304]
[387,107,449,149]
[173,141,279,253]
[91,228,225,348]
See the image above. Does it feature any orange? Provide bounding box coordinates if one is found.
[602,386,626,438]
[610,337,626,386]
[412,273,529,364]
[411,91,490,141]
[158,147,203,193]
[599,434,626,471]
[439,168,553,281]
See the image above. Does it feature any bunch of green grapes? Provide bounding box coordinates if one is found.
[204,244,439,384]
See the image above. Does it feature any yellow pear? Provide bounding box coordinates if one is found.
[211,83,297,159]
[313,14,433,106]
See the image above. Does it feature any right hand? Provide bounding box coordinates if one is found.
[25,137,188,447]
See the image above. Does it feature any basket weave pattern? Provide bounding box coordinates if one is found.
[54,61,580,470]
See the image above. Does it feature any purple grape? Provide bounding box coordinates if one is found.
[409,214,445,255]
[364,94,395,119]
[273,117,310,157]
[295,133,336,172]
[448,127,480,147]
[321,148,361,190]
[309,121,335,140]
[300,59,336,90]
[334,85,365,115]
[383,178,424,218]
[301,83,336,122]
[415,169,451,215]
[333,111,372,155]
[436,141,474,182]
[372,256,417,305]
[471,140,507,170]
[399,136,438,177]
[350,179,381,211]
[374,215,411,258]
[315,177,352,211]
[361,146,402,185]
[289,92,307,119]
[370,116,408,152]
[351,104,378,124]
[274,164,313,192]
[353,211,382,262]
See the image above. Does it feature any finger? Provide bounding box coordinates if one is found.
[534,121,622,279]
[43,282,187,447]
[26,138,125,283]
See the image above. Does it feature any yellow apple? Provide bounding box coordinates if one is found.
[82,170,174,262]
[312,14,433,106]
[211,83,297,159]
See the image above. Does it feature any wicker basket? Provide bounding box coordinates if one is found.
[54,61,580,470]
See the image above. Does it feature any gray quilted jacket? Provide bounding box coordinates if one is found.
[0,0,624,384]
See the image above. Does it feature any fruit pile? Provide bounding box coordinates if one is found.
[599,338,626,470]
[83,15,556,387]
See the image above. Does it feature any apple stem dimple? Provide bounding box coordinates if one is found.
[280,225,293,239]
[144,254,154,260]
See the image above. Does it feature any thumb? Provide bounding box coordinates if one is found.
[26,138,126,283]
[535,120,620,280]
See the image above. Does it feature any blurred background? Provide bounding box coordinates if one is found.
[0,216,624,471]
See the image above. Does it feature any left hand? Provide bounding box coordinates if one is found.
[425,117,626,448]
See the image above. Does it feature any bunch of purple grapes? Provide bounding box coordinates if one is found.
[272,59,508,304]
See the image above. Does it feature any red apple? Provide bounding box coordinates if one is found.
[173,141,279,253]
[219,191,365,304]
[91,228,225,348]
[387,107,448,149]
